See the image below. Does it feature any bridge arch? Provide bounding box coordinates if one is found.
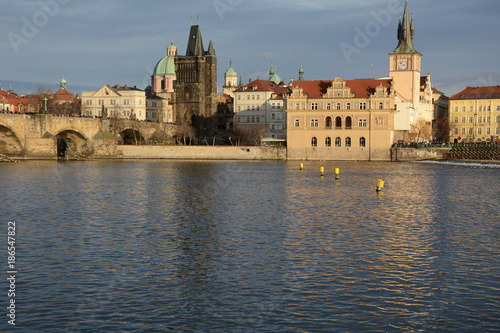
[118,128,146,145]
[0,125,23,155]
[56,130,91,159]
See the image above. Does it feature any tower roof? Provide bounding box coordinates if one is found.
[154,43,177,75]
[225,61,237,77]
[391,0,419,54]
[186,25,205,57]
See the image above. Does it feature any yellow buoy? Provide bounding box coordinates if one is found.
[376,179,385,192]
[320,166,325,176]
[300,163,304,170]
[334,168,340,180]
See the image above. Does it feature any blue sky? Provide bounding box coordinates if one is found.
[1,0,499,97]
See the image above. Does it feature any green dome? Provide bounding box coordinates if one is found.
[153,55,176,75]
[225,66,237,77]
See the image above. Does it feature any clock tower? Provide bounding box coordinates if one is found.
[389,0,421,109]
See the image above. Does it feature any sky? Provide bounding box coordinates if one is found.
[1,0,499,97]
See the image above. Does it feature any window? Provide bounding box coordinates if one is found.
[479,106,483,112]
[360,102,367,110]
[379,102,383,110]
[486,116,490,123]
[461,117,465,123]
[478,116,482,123]
[478,128,482,135]
[461,128,465,135]
[111,99,116,105]
[345,137,351,147]
[325,137,331,147]
[346,103,351,110]
[335,137,341,147]
[98,99,104,106]
[336,103,341,110]
[496,106,500,111]
[454,117,458,123]
[311,137,317,147]
[486,106,491,111]
[256,116,260,123]
[358,119,367,127]
[486,128,491,135]
[497,127,500,135]
[251,117,255,123]
[335,116,342,128]
[294,119,300,127]
[295,103,299,110]
[469,117,473,123]
[359,137,366,147]
[469,106,473,112]
[461,106,465,112]
[345,117,352,129]
[310,119,319,127]
[271,124,275,130]
[469,128,474,135]
[86,100,92,105]
[311,103,318,110]
[124,99,130,105]
[272,113,276,120]
[481,93,490,98]
[454,106,458,112]
[325,116,332,129]
[326,103,331,110]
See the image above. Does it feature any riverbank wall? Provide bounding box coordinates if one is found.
[114,145,287,160]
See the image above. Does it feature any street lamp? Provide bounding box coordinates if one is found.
[1,96,6,111]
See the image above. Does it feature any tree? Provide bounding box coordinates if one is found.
[176,107,195,145]
[411,118,432,142]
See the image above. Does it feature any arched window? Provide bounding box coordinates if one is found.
[325,137,332,147]
[335,137,341,147]
[345,116,352,129]
[335,116,342,129]
[311,137,317,147]
[345,137,351,147]
[360,137,366,147]
[325,116,332,129]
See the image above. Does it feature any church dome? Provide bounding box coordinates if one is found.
[225,63,237,77]
[154,55,176,75]
[154,43,177,76]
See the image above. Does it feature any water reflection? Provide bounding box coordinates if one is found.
[1,160,498,332]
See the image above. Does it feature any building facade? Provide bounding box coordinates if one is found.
[286,77,396,160]
[449,86,500,143]
[81,84,146,120]
[233,79,288,141]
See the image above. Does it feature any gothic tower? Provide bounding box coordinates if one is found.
[174,24,218,135]
[389,0,421,110]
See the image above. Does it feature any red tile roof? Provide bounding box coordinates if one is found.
[449,86,500,100]
[291,78,392,99]
[234,79,279,92]
[53,89,74,101]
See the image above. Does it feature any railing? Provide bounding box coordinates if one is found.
[392,142,500,148]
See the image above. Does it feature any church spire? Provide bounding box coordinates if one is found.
[298,58,304,81]
[391,0,418,54]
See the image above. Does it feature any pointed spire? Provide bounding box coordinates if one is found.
[207,39,216,57]
[186,25,204,56]
[391,0,419,54]
[298,58,304,81]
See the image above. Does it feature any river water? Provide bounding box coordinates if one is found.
[1,160,499,332]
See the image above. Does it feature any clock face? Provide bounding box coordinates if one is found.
[398,60,407,70]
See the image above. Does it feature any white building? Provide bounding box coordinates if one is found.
[81,84,146,120]
[233,79,288,140]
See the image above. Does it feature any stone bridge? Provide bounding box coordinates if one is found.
[0,113,176,159]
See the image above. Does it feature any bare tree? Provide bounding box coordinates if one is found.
[411,118,432,142]
[176,107,195,145]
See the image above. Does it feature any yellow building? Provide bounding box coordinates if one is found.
[449,86,500,143]
[286,77,396,160]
